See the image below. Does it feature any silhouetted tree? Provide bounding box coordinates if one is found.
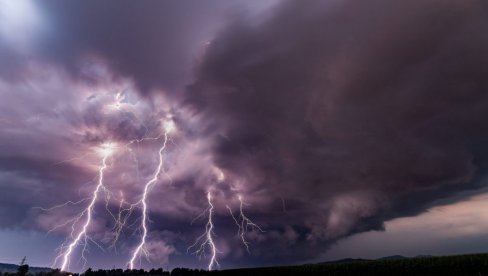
[84,268,93,276]
[17,257,29,276]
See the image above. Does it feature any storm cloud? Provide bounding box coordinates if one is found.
[1,0,488,271]
[188,0,488,256]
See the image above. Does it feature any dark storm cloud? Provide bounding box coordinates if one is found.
[188,0,488,262]
[28,0,268,95]
[0,156,92,228]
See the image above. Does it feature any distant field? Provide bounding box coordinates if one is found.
[211,253,488,276]
[0,262,51,274]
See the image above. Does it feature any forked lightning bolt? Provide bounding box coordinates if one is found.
[227,195,264,253]
[188,191,219,271]
[46,116,175,271]
[128,119,174,269]
[108,192,132,252]
[54,143,114,271]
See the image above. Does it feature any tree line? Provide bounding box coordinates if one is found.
[4,253,488,276]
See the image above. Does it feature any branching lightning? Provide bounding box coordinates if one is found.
[45,108,177,271]
[227,195,264,253]
[54,143,114,271]
[108,192,132,252]
[188,191,219,271]
[128,119,174,269]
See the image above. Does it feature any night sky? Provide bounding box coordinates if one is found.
[2,0,488,272]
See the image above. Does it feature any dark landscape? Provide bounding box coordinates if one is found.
[3,254,488,276]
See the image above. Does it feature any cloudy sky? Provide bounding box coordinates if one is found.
[1,0,488,272]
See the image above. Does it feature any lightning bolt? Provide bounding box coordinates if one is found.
[108,191,133,252]
[188,191,219,271]
[227,195,264,253]
[54,143,114,271]
[128,119,174,269]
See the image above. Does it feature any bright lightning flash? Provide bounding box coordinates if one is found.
[188,191,219,271]
[54,143,114,271]
[128,119,174,269]
[98,143,116,157]
[107,92,124,110]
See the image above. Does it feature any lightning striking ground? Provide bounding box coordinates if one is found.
[54,143,114,271]
[188,191,219,271]
[128,119,174,269]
